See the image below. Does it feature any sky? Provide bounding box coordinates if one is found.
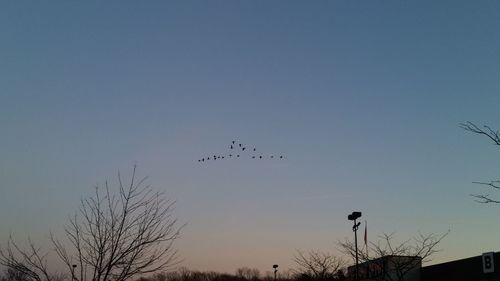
[1,0,500,275]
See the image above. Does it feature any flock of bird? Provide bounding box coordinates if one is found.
[197,141,285,163]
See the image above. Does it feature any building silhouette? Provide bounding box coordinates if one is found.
[347,252,499,281]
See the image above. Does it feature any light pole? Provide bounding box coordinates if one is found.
[348,211,362,281]
[71,264,77,281]
[273,264,278,281]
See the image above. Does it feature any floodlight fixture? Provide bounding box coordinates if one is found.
[348,211,362,221]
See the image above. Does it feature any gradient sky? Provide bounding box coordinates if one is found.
[1,0,500,275]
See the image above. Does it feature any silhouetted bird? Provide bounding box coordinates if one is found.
[270,156,274,158]
[252,156,255,159]
[229,154,232,157]
[280,156,283,159]
[253,148,256,151]
[237,155,240,157]
[242,147,246,151]
[232,141,235,144]
[202,158,205,161]
[222,156,225,159]
[239,143,242,147]
[259,156,262,159]
[230,145,233,149]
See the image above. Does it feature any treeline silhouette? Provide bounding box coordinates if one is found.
[134,267,346,281]
[0,267,346,281]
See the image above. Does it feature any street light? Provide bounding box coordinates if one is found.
[71,264,77,281]
[273,264,279,281]
[348,211,362,281]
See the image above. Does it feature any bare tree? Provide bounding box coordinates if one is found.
[1,166,183,281]
[338,231,448,281]
[235,268,260,281]
[293,250,346,281]
[1,268,30,281]
[0,237,60,281]
[461,121,500,203]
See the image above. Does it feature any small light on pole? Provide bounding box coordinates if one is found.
[273,264,279,281]
[71,264,77,281]
[348,211,362,281]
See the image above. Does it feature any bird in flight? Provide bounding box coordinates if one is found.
[197,140,285,163]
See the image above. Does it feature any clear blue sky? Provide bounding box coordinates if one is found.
[1,0,500,274]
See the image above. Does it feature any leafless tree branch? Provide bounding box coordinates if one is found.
[338,231,448,281]
[0,236,62,281]
[1,166,183,281]
[470,193,500,204]
[460,121,500,146]
[293,250,346,280]
[461,121,500,203]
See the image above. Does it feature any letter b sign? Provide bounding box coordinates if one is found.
[483,252,495,273]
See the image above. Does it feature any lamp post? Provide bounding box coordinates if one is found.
[71,264,77,281]
[272,264,278,281]
[348,211,362,281]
